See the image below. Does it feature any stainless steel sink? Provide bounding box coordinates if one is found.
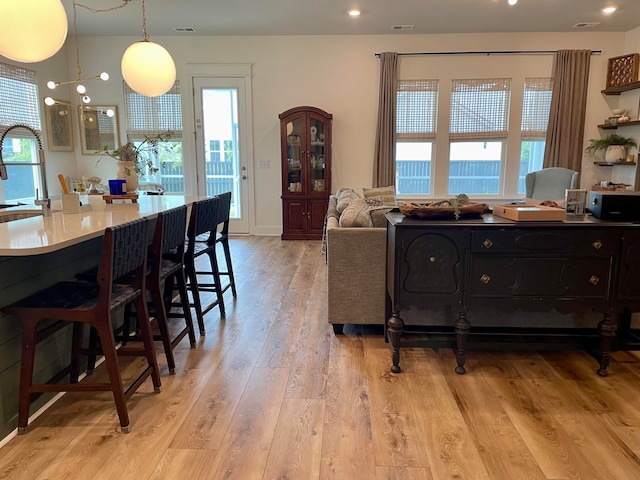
[0,209,42,223]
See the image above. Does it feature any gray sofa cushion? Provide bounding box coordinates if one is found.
[336,187,361,214]
[339,198,373,227]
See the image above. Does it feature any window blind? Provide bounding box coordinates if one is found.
[396,80,438,140]
[0,62,42,135]
[450,78,511,140]
[123,81,182,138]
[521,77,553,140]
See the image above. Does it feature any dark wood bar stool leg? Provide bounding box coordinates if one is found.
[205,248,226,318]
[94,320,131,432]
[215,191,237,300]
[17,319,38,434]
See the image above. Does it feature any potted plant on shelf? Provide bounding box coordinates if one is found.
[585,134,637,163]
[98,133,172,192]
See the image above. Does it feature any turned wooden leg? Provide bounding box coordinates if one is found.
[387,312,404,373]
[598,312,618,377]
[454,311,470,375]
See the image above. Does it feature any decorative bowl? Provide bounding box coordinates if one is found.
[398,202,488,219]
[611,108,626,116]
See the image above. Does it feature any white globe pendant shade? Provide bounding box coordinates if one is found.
[0,0,68,63]
[121,40,176,97]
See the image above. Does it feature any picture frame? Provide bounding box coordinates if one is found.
[79,105,119,155]
[44,100,73,152]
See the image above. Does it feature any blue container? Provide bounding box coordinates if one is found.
[108,179,126,195]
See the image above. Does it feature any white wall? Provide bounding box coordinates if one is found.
[5,30,634,234]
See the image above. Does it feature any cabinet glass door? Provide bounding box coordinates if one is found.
[309,117,326,193]
[286,118,302,192]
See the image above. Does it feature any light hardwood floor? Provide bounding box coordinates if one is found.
[2,236,640,479]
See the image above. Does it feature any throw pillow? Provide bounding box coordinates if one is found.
[336,188,361,214]
[363,186,396,206]
[339,198,373,228]
[364,196,385,207]
[369,206,394,227]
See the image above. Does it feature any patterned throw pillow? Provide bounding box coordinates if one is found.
[364,196,385,206]
[362,186,396,206]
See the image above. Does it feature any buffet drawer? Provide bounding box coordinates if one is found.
[469,256,611,299]
[470,229,616,256]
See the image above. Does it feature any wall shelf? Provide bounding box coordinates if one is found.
[594,161,637,166]
[598,120,640,130]
[601,82,640,96]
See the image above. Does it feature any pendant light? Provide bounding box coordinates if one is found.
[44,2,110,107]
[121,0,176,97]
[0,0,68,63]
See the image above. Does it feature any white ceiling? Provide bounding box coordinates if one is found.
[62,0,640,37]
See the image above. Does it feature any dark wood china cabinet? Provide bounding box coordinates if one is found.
[279,106,332,240]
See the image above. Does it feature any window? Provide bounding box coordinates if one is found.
[395,80,438,195]
[0,62,43,204]
[519,77,553,193]
[123,82,184,193]
[449,78,511,195]
[394,73,552,199]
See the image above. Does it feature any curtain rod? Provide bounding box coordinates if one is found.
[374,50,602,57]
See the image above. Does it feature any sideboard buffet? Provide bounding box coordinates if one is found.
[385,211,640,376]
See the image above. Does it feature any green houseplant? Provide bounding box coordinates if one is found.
[98,133,172,192]
[585,134,637,163]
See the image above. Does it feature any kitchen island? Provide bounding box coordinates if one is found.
[0,195,203,256]
[0,195,204,441]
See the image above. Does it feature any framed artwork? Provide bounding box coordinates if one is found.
[79,105,119,155]
[44,100,73,152]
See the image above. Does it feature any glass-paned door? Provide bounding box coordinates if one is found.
[193,77,251,233]
[308,116,327,194]
[285,117,302,192]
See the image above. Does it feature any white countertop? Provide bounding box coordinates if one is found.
[0,195,204,256]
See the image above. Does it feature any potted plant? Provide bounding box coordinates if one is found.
[98,133,172,192]
[585,134,637,163]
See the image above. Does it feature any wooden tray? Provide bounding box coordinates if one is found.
[492,204,566,221]
[399,202,488,219]
[103,193,139,204]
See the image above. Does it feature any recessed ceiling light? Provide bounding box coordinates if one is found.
[348,9,361,17]
[602,6,617,14]
[508,0,518,5]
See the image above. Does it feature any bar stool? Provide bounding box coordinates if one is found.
[213,191,237,300]
[1,219,161,434]
[145,205,196,373]
[181,196,224,334]
[116,205,196,374]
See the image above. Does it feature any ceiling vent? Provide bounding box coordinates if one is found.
[391,25,414,31]
[572,22,600,28]
[173,27,198,32]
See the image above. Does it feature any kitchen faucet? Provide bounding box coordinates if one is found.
[0,124,51,216]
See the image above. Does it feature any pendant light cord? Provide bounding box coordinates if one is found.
[74,1,148,41]
[142,0,149,41]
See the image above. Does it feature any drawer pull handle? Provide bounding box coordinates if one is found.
[429,256,437,263]
[480,274,491,284]
[483,239,493,249]
[593,240,603,250]
[590,275,600,285]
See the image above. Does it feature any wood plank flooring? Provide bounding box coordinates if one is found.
[2,236,640,479]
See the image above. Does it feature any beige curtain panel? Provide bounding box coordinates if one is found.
[543,49,591,171]
[372,52,398,187]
